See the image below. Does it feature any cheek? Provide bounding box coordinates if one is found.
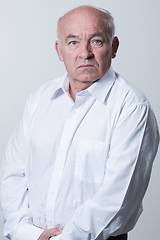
[99,50,112,66]
[62,50,76,64]
[94,51,112,74]
[62,54,76,74]
[96,55,109,68]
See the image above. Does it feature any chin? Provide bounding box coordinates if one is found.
[78,73,101,83]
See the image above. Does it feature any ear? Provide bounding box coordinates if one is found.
[55,40,64,62]
[112,36,119,59]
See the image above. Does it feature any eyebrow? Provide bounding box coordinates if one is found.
[65,32,106,43]
[65,34,81,43]
[90,32,106,39]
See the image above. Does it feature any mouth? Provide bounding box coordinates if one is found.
[78,64,95,69]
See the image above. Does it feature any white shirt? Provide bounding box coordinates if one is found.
[0,67,159,240]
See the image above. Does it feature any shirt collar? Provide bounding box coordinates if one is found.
[52,67,116,103]
[87,67,116,103]
[51,73,69,99]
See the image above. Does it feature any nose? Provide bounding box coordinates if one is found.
[78,42,94,59]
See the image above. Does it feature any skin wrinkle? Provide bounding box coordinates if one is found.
[55,6,119,101]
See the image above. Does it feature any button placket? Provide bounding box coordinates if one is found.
[46,102,82,227]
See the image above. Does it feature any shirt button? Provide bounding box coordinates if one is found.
[70,110,76,116]
[63,136,67,141]
[58,166,62,171]
[49,219,52,224]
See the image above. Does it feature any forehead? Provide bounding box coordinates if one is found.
[58,9,106,40]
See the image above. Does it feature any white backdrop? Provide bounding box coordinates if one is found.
[0,0,159,239]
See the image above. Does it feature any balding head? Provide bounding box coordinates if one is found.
[57,6,115,43]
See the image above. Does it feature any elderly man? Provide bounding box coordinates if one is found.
[0,5,159,240]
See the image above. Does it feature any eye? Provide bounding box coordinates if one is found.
[69,41,77,46]
[94,40,102,44]
[91,39,103,47]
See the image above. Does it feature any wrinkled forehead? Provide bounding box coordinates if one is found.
[58,8,108,41]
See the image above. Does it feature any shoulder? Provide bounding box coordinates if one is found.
[112,73,149,108]
[28,75,64,101]
[32,76,63,99]
[24,75,65,114]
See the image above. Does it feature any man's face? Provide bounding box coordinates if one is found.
[55,9,118,88]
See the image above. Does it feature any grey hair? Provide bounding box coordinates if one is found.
[97,7,115,42]
[57,5,115,43]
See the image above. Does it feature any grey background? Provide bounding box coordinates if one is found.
[0,0,159,239]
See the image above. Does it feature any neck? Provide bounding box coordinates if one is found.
[69,80,94,101]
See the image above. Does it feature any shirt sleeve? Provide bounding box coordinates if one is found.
[50,235,62,240]
[60,103,159,240]
[0,93,44,240]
